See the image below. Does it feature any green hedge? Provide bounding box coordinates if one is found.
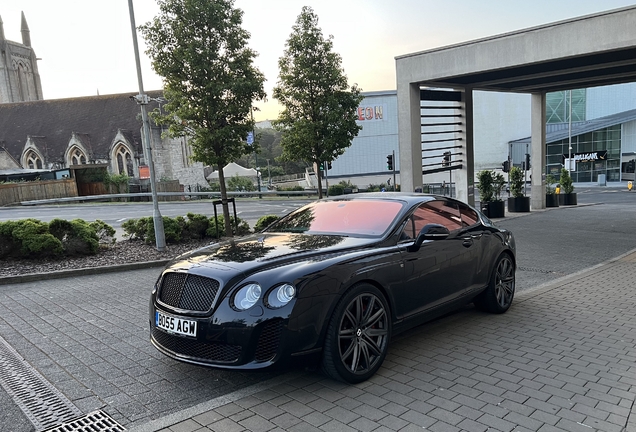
[121,213,251,244]
[0,218,114,259]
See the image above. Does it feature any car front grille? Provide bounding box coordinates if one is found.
[152,328,241,363]
[159,272,219,312]
[254,319,283,362]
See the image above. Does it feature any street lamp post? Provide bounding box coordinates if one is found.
[128,0,165,251]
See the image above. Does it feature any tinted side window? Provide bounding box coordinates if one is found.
[458,203,479,227]
[410,201,462,234]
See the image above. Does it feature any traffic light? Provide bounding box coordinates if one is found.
[502,160,510,173]
[327,161,332,170]
[525,153,531,170]
[386,154,393,171]
[318,162,324,171]
[442,151,451,167]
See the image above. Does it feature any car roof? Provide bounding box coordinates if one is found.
[319,192,449,206]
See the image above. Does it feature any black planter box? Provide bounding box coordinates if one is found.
[545,194,559,208]
[481,201,505,218]
[507,196,530,212]
[559,193,577,206]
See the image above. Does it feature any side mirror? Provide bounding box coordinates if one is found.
[407,223,450,252]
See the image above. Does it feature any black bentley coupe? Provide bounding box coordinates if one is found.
[149,193,516,383]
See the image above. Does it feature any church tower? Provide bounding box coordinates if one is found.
[0,12,43,103]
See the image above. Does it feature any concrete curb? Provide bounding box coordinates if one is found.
[0,260,170,286]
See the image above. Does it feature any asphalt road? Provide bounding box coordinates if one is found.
[1,188,635,430]
[0,199,313,238]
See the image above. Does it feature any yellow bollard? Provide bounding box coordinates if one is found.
[628,181,633,191]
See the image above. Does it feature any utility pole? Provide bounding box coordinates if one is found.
[128,0,165,251]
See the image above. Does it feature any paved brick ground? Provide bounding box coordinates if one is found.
[0,269,279,427]
[148,252,636,432]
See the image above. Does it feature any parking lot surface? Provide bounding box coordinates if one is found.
[1,197,635,431]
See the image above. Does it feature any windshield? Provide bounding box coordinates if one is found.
[266,199,405,237]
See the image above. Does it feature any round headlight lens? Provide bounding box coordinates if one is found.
[267,284,296,308]
[234,283,261,310]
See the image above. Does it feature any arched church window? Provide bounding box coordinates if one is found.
[25,150,42,169]
[69,147,87,166]
[114,144,133,176]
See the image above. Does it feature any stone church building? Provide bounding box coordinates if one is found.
[0,12,207,188]
[0,12,42,103]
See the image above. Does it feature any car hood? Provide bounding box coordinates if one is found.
[167,232,377,273]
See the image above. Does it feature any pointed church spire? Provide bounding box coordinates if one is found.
[21,11,31,47]
[0,14,6,42]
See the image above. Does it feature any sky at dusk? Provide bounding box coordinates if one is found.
[2,0,636,121]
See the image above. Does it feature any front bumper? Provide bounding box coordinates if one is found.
[150,311,286,369]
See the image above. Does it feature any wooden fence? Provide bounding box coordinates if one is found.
[0,179,79,206]
[1,179,186,206]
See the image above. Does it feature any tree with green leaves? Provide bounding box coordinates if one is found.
[141,0,265,236]
[272,6,363,199]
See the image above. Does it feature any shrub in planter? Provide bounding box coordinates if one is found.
[144,216,183,244]
[477,170,505,218]
[49,218,99,255]
[254,214,280,232]
[185,213,210,239]
[477,170,494,203]
[545,174,559,208]
[0,221,21,258]
[559,168,577,205]
[508,166,530,212]
[89,220,116,244]
[12,219,63,257]
[122,217,152,241]
[560,168,574,194]
[206,215,251,238]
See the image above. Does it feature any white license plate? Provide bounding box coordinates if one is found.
[155,311,197,337]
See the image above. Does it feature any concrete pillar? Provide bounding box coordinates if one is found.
[530,92,546,210]
[456,88,475,206]
[398,82,422,192]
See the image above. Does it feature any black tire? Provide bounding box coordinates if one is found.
[322,284,391,383]
[474,253,515,314]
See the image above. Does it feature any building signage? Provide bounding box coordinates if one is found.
[562,150,607,164]
[357,104,386,122]
[139,165,150,179]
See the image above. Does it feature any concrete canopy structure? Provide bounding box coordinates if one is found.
[396,6,636,208]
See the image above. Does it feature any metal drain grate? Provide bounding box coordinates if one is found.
[0,334,83,431]
[42,410,125,432]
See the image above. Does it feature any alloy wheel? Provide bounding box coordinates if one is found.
[495,256,515,308]
[337,293,388,376]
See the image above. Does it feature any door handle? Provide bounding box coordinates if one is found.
[462,237,473,247]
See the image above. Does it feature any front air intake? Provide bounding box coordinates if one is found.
[158,272,219,312]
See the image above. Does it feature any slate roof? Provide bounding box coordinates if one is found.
[0,91,164,164]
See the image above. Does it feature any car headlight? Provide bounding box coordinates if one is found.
[266,284,296,309]
[233,283,262,311]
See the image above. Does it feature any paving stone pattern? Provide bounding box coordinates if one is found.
[0,269,279,428]
[158,253,636,432]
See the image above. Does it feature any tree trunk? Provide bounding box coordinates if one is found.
[316,165,323,199]
[217,164,233,237]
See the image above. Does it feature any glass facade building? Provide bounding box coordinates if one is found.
[546,125,621,182]
[546,89,586,123]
